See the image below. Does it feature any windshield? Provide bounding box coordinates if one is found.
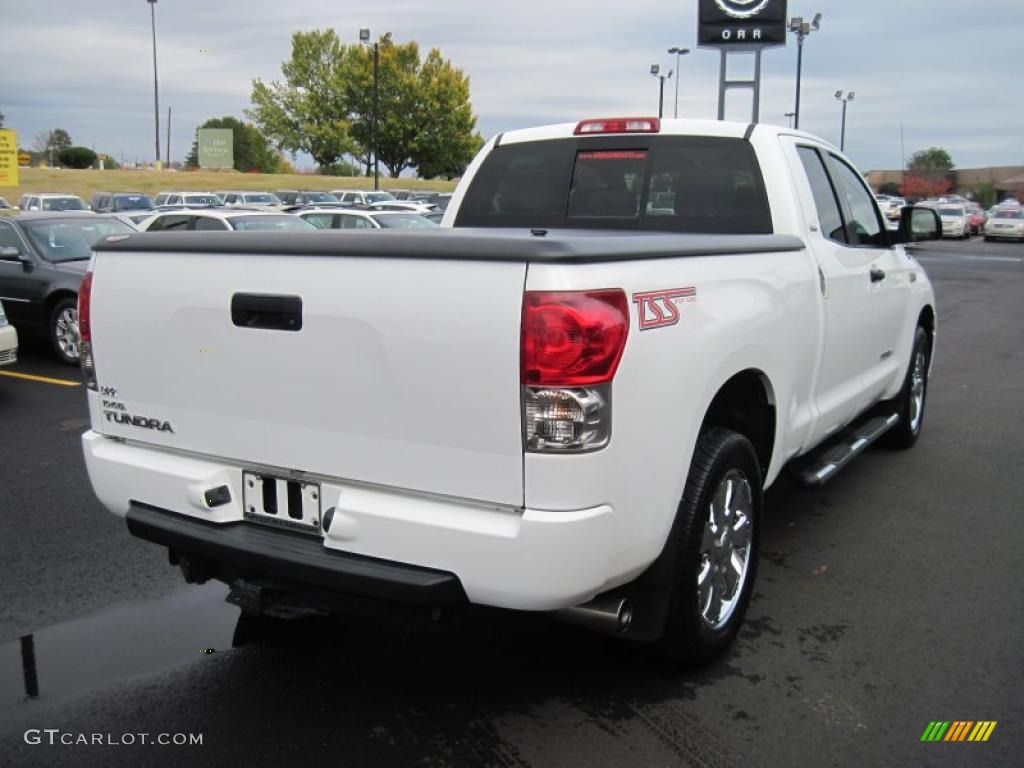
[370,213,440,229]
[994,210,1023,219]
[305,192,338,203]
[22,218,134,262]
[244,193,280,204]
[227,215,316,231]
[938,207,964,216]
[184,195,221,205]
[113,195,153,211]
[41,197,86,211]
[365,192,395,204]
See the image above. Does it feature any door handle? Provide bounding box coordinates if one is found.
[231,293,303,331]
[870,267,886,283]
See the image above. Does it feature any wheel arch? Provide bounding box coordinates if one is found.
[698,369,777,480]
[45,289,78,321]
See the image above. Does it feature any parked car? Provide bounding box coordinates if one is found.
[330,190,396,206]
[152,191,224,208]
[0,212,134,363]
[983,208,1024,242]
[937,205,971,238]
[0,300,17,366]
[91,192,155,214]
[276,190,339,207]
[17,194,90,212]
[298,209,441,229]
[217,191,283,208]
[139,210,316,232]
[82,117,941,664]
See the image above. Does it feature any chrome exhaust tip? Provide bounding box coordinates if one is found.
[554,596,632,635]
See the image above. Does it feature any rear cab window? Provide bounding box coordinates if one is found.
[455,135,772,234]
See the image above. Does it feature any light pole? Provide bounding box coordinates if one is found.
[784,112,796,128]
[788,13,821,131]
[359,28,380,191]
[650,65,673,120]
[147,0,160,168]
[667,47,690,118]
[835,90,855,151]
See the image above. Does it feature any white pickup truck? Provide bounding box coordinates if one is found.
[81,118,941,663]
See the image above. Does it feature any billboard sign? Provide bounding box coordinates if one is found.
[0,130,19,187]
[197,128,234,169]
[698,0,788,48]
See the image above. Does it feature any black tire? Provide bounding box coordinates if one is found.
[885,326,930,449]
[984,236,992,242]
[49,297,81,365]
[649,428,762,664]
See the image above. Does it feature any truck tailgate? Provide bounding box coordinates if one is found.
[88,244,526,506]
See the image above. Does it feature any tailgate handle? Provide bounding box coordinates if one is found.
[231,293,303,331]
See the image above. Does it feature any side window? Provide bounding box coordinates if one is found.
[302,214,334,229]
[354,217,374,229]
[168,195,182,205]
[797,146,846,243]
[193,216,228,231]
[338,215,361,229]
[0,221,23,250]
[827,155,886,247]
[158,215,192,231]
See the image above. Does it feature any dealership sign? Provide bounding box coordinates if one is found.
[0,130,19,187]
[197,128,234,169]
[698,0,788,48]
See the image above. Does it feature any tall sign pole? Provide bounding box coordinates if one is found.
[698,0,788,123]
[148,0,160,168]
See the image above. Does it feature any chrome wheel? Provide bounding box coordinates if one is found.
[697,469,754,631]
[55,306,81,362]
[909,348,927,433]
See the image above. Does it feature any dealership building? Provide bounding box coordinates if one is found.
[866,166,1024,202]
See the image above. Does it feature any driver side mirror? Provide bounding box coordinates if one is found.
[896,206,941,245]
[0,245,30,269]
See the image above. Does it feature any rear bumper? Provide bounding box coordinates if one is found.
[127,501,466,605]
[83,431,617,611]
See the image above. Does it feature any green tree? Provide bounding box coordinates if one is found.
[48,129,72,152]
[877,182,902,196]
[57,146,97,169]
[184,116,280,172]
[907,148,955,186]
[409,50,482,180]
[247,29,355,169]
[0,110,5,129]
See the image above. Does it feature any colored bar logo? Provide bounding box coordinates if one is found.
[921,721,997,742]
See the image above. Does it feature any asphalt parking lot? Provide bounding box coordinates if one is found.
[1,237,1021,767]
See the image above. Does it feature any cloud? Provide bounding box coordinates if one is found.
[2,0,1021,171]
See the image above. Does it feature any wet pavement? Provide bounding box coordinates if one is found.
[1,239,1022,767]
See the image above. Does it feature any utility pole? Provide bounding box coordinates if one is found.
[166,106,171,167]
[835,91,855,152]
[788,13,822,130]
[667,47,690,118]
[148,0,161,168]
[650,65,673,120]
[360,28,381,190]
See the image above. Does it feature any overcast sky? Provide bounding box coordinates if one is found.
[4,0,1022,172]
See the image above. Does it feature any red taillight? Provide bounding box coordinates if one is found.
[574,117,660,136]
[522,290,629,386]
[78,271,93,342]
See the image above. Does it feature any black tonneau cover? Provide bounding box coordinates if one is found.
[94,228,804,264]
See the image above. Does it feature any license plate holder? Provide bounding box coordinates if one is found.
[242,471,321,534]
